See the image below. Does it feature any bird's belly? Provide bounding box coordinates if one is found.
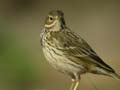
[42,47,86,75]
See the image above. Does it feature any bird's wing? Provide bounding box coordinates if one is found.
[54,29,114,72]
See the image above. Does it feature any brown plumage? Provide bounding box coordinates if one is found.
[40,10,120,90]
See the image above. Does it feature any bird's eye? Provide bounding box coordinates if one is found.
[49,16,53,21]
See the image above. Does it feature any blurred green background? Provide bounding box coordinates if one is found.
[0,0,120,90]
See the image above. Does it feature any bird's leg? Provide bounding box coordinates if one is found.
[70,78,80,90]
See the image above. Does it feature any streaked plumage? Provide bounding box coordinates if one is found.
[40,10,120,90]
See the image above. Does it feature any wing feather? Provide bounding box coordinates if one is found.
[52,28,114,72]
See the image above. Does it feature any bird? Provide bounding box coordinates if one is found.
[40,10,120,90]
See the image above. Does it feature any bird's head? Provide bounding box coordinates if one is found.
[44,10,66,31]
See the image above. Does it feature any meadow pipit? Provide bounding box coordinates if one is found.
[40,10,120,90]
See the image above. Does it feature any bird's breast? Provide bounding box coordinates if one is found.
[42,45,86,74]
[41,31,87,74]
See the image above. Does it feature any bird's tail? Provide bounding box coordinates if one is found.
[110,72,120,80]
[93,67,120,80]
